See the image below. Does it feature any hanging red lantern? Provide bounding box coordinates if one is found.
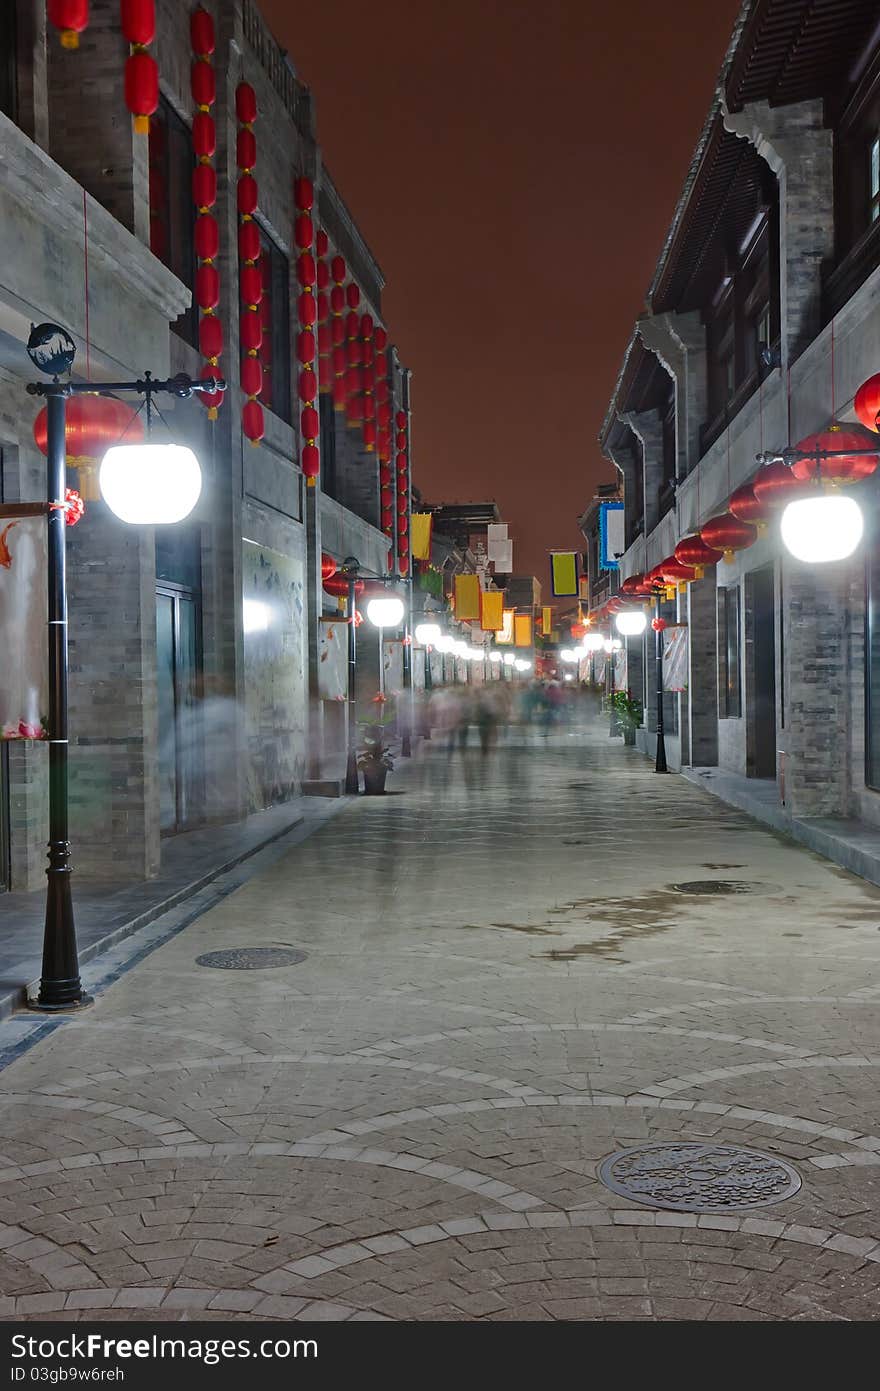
[192,112,215,159]
[380,486,392,508]
[190,6,214,56]
[381,508,393,529]
[48,0,89,49]
[240,356,262,399]
[855,374,880,433]
[729,481,770,530]
[191,57,215,110]
[33,394,144,501]
[701,511,757,562]
[235,82,257,126]
[298,368,318,402]
[301,406,319,441]
[330,255,346,283]
[363,421,377,452]
[198,315,223,361]
[346,283,361,310]
[121,0,155,45]
[240,309,262,354]
[396,410,407,429]
[397,494,408,516]
[316,229,328,257]
[620,574,644,595]
[398,513,408,536]
[297,330,316,364]
[652,617,666,632]
[398,535,410,555]
[195,263,220,309]
[193,162,216,211]
[396,452,408,473]
[379,464,391,486]
[321,554,337,581]
[374,327,387,353]
[399,556,410,576]
[297,293,317,328]
[124,49,158,134]
[294,176,314,211]
[242,399,264,443]
[194,213,219,261]
[237,221,259,265]
[790,423,879,486]
[323,574,365,598]
[236,127,256,172]
[301,445,320,479]
[297,252,316,288]
[659,558,697,589]
[237,174,258,218]
[239,263,263,309]
[674,534,722,577]
[752,460,812,509]
[294,214,313,251]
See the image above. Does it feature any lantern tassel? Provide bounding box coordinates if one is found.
[60,29,79,49]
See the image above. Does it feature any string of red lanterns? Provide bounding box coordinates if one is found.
[190,8,223,419]
[396,405,409,576]
[294,175,320,486]
[344,280,363,430]
[235,81,264,445]
[315,230,332,399]
[121,0,158,135]
[330,252,348,414]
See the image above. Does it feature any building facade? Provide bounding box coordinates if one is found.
[0,0,413,891]
[598,0,880,843]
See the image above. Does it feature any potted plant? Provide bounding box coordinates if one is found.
[358,718,395,795]
[610,689,643,746]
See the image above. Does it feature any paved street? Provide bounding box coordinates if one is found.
[2,717,880,1322]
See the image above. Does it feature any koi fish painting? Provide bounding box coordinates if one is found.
[0,521,18,569]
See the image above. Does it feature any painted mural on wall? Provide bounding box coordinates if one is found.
[0,518,47,739]
[242,540,306,811]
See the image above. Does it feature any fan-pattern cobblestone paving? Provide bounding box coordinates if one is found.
[2,720,880,1321]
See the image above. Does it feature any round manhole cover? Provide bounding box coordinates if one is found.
[599,1142,801,1212]
[672,880,756,895]
[195,948,308,971]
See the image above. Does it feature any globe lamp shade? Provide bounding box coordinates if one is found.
[780,494,863,564]
[366,595,405,628]
[99,443,202,524]
[415,622,441,647]
[583,632,605,652]
[615,610,647,636]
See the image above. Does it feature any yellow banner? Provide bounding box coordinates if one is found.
[541,606,552,637]
[454,573,481,621]
[410,512,433,561]
[550,552,578,597]
[514,613,533,648]
[480,590,504,631]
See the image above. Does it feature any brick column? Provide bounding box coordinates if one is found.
[637,312,707,473]
[621,409,664,534]
[722,97,833,366]
[686,569,718,766]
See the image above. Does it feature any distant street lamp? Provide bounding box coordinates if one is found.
[340,557,406,792]
[21,323,223,1011]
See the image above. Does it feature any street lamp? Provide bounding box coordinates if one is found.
[780,493,863,563]
[21,324,223,1011]
[615,610,647,636]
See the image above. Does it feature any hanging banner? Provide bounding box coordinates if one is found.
[599,501,624,570]
[479,589,504,631]
[496,608,515,645]
[410,512,433,561]
[579,576,590,601]
[453,572,481,620]
[514,613,533,648]
[491,539,513,573]
[487,523,508,562]
[383,638,404,694]
[0,518,47,740]
[541,606,552,637]
[614,645,628,692]
[662,624,689,692]
[318,617,347,701]
[549,551,578,597]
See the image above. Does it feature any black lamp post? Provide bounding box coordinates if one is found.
[653,597,668,774]
[339,555,407,795]
[21,323,223,1010]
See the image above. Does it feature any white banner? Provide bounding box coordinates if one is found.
[318,618,348,701]
[491,539,513,572]
[663,624,689,692]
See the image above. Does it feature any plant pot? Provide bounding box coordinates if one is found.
[362,764,388,795]
[623,726,636,746]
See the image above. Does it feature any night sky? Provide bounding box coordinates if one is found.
[263,0,742,588]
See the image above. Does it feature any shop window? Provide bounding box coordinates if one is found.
[148,99,197,347]
[258,227,291,424]
[717,584,741,718]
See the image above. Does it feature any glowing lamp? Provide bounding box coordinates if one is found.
[559,648,578,663]
[615,610,647,636]
[489,651,503,662]
[780,494,863,564]
[502,653,516,666]
[99,443,201,524]
[435,634,456,654]
[367,595,405,628]
[415,623,441,647]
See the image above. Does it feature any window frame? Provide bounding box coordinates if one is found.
[148,98,197,348]
[717,584,742,720]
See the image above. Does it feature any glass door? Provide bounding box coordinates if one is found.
[156,586,203,833]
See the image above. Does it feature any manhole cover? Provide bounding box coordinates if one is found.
[672,880,755,895]
[599,1142,801,1212]
[195,948,308,971]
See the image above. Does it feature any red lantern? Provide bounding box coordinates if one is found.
[194,213,219,261]
[321,554,337,581]
[240,309,262,354]
[399,556,410,576]
[729,481,770,529]
[380,487,392,508]
[346,283,361,310]
[652,617,666,632]
[121,0,155,45]
[381,508,393,529]
[323,574,364,598]
[790,423,879,486]
[298,368,318,402]
[48,0,88,49]
[199,314,223,361]
[397,495,408,516]
[377,403,392,429]
[296,330,316,364]
[191,58,215,110]
[125,50,158,134]
[396,410,407,429]
[363,421,377,452]
[190,6,214,57]
[297,252,316,288]
[33,394,144,501]
[192,114,215,160]
[675,534,722,575]
[398,536,410,555]
[235,82,257,125]
[396,452,408,473]
[302,444,320,479]
[193,162,216,211]
[397,513,408,536]
[294,176,314,212]
[701,512,757,562]
[242,399,264,443]
[240,356,262,398]
[374,327,387,352]
[239,263,263,308]
[659,558,697,588]
[301,406,319,441]
[238,220,260,264]
[195,264,220,309]
[237,174,258,218]
[752,460,812,509]
[316,229,329,256]
[236,127,256,172]
[297,293,317,328]
[331,255,346,283]
[620,574,644,595]
[855,374,880,433]
[294,214,313,251]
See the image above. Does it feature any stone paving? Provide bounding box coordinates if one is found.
[2,718,880,1321]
